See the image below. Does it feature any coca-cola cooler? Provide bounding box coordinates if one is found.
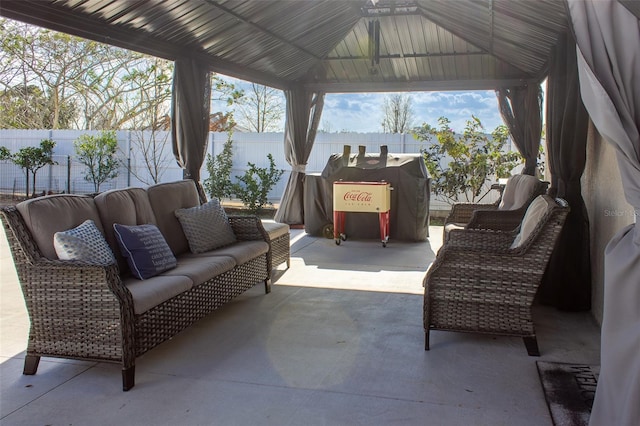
[333,181,392,246]
[304,145,430,241]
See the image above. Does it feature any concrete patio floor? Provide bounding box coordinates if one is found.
[0,225,601,425]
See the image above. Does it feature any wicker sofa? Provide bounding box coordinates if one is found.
[0,179,272,391]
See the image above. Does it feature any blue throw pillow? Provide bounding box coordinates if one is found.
[53,219,116,266]
[113,223,177,280]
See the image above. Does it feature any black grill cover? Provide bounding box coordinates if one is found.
[304,150,430,241]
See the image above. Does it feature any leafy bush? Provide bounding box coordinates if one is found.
[413,116,522,205]
[74,131,120,192]
[0,138,56,197]
[232,153,284,214]
[204,132,234,200]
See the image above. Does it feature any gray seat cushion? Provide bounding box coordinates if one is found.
[16,194,104,260]
[146,180,200,256]
[184,240,269,266]
[162,255,236,286]
[94,187,157,273]
[123,274,193,315]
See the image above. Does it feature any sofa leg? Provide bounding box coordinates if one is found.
[122,366,135,391]
[523,336,540,356]
[264,278,272,294]
[23,355,40,375]
[424,330,430,351]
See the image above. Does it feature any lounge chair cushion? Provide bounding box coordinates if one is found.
[510,196,551,249]
[499,174,543,210]
[175,199,236,253]
[53,219,116,265]
[114,223,177,279]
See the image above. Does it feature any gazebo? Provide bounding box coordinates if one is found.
[1,1,638,423]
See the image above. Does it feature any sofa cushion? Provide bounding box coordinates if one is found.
[146,180,200,256]
[53,219,116,265]
[114,223,177,279]
[175,199,237,253]
[184,240,269,266]
[94,187,157,274]
[123,274,193,315]
[161,255,236,286]
[16,194,104,260]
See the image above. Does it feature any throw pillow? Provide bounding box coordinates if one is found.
[113,223,177,279]
[510,196,550,249]
[53,219,116,265]
[174,199,237,253]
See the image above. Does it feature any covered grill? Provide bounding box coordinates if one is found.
[304,146,430,241]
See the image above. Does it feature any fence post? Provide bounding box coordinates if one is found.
[127,131,131,186]
[67,155,71,194]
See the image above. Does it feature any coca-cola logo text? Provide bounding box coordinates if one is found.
[343,191,373,202]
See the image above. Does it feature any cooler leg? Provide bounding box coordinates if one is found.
[333,211,345,245]
[379,211,390,247]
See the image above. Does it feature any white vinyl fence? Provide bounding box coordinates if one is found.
[0,129,511,209]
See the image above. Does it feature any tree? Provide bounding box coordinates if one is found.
[0,19,132,129]
[381,94,414,133]
[0,19,242,131]
[204,131,235,200]
[413,116,521,205]
[0,139,56,197]
[0,85,76,129]
[235,83,284,132]
[74,131,120,192]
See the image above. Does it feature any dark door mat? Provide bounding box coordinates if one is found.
[536,361,599,426]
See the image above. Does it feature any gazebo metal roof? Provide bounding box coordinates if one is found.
[1,0,572,91]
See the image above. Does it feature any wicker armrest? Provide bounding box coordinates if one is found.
[466,208,525,232]
[228,215,269,242]
[426,238,534,287]
[446,228,517,251]
[445,202,498,224]
[14,258,131,335]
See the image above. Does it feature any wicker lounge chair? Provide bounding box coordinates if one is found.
[443,174,549,241]
[424,195,569,356]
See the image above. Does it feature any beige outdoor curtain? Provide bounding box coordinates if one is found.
[567,1,640,425]
[496,84,543,176]
[274,87,325,224]
[171,59,212,203]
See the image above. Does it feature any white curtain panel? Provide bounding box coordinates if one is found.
[567,1,640,425]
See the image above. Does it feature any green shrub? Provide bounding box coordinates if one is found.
[413,116,522,205]
[232,153,284,214]
[204,131,234,200]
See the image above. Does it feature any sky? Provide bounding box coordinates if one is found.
[214,77,505,134]
[320,90,503,133]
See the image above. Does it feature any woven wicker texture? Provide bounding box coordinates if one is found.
[424,196,569,355]
[1,206,270,390]
[443,177,549,240]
